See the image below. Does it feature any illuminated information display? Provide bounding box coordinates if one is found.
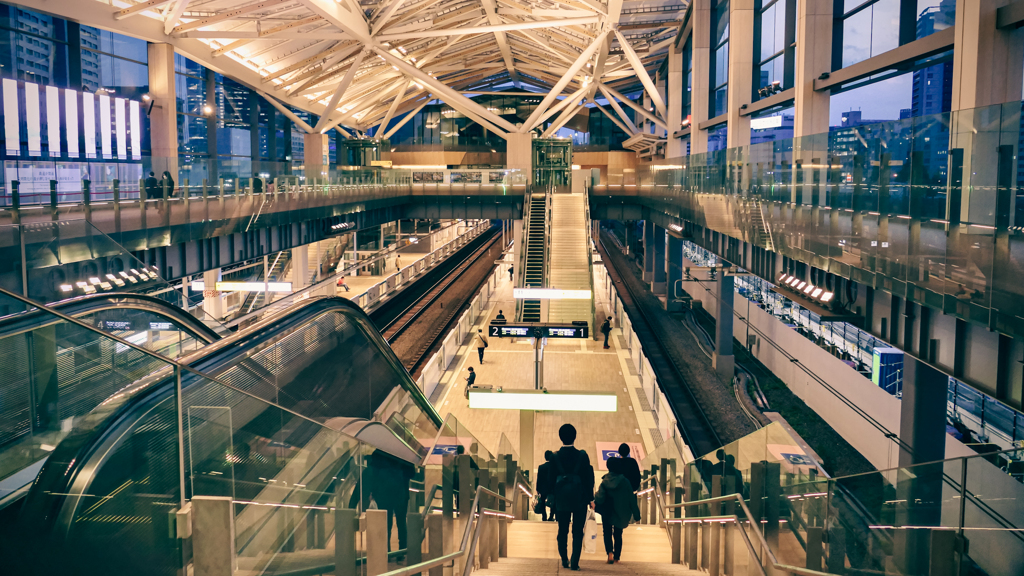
[488,322,589,339]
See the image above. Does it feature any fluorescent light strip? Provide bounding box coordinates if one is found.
[115,98,127,160]
[99,94,111,158]
[468,391,617,412]
[25,83,40,155]
[3,79,18,156]
[46,86,60,157]
[65,89,79,158]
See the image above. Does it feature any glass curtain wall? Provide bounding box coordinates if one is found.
[711,0,729,118]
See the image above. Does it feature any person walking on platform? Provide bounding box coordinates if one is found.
[617,443,642,492]
[601,316,613,349]
[536,450,557,521]
[508,264,513,283]
[552,424,595,571]
[395,254,402,271]
[473,329,489,364]
[464,366,476,398]
[595,457,633,564]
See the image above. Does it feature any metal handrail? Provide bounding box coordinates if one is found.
[638,476,840,576]
[374,484,515,576]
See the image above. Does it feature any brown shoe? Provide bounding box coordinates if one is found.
[607,554,614,564]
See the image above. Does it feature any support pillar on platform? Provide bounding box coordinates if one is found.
[202,268,224,320]
[666,233,684,311]
[652,225,667,294]
[292,245,309,289]
[712,267,735,382]
[892,356,949,574]
[643,221,656,282]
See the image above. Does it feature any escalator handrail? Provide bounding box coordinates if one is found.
[15,293,441,535]
[0,292,223,343]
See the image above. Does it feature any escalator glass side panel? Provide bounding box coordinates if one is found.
[15,296,443,571]
[0,292,220,489]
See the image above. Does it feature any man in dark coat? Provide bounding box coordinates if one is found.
[536,450,557,521]
[552,424,595,571]
[617,443,642,492]
[365,450,415,554]
[144,171,160,199]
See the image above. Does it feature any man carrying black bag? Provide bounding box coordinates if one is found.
[552,424,595,571]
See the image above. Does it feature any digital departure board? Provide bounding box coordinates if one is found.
[488,322,589,339]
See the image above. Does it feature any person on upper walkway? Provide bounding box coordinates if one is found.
[144,171,161,200]
[551,423,595,571]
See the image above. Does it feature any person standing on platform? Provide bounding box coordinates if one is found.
[617,443,642,492]
[473,329,489,364]
[508,264,513,283]
[601,316,613,349]
[364,450,414,559]
[552,424,595,571]
[464,366,476,398]
[161,170,175,198]
[595,456,633,564]
[144,171,160,200]
[536,450,557,521]
[396,254,402,271]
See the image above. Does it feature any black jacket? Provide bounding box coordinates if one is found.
[618,455,642,492]
[554,446,595,504]
[536,461,556,496]
[144,176,160,199]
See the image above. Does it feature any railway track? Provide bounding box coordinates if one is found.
[597,230,723,457]
[381,227,502,376]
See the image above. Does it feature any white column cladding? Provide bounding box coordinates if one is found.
[148,43,178,176]
[99,94,112,158]
[65,89,79,158]
[115,98,127,160]
[83,92,96,158]
[793,0,833,137]
[726,0,755,148]
[25,83,40,155]
[3,79,19,156]
[46,86,61,157]
[690,0,712,154]
[667,44,685,157]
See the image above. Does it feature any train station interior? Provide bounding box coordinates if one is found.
[0,0,1023,575]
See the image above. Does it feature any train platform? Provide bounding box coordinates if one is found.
[433,277,665,478]
[333,250,429,298]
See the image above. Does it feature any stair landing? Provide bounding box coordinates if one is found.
[507,521,683,566]
[474,556,702,576]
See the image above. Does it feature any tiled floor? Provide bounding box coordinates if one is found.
[435,281,654,478]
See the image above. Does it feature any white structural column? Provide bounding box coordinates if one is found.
[951,0,1024,110]
[690,0,712,153]
[148,43,178,176]
[304,133,330,177]
[203,269,224,320]
[725,0,754,148]
[667,43,684,156]
[793,0,832,137]
[292,245,310,289]
[507,133,532,178]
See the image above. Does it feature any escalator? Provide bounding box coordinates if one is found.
[7,296,443,575]
[0,293,227,509]
[520,191,547,322]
